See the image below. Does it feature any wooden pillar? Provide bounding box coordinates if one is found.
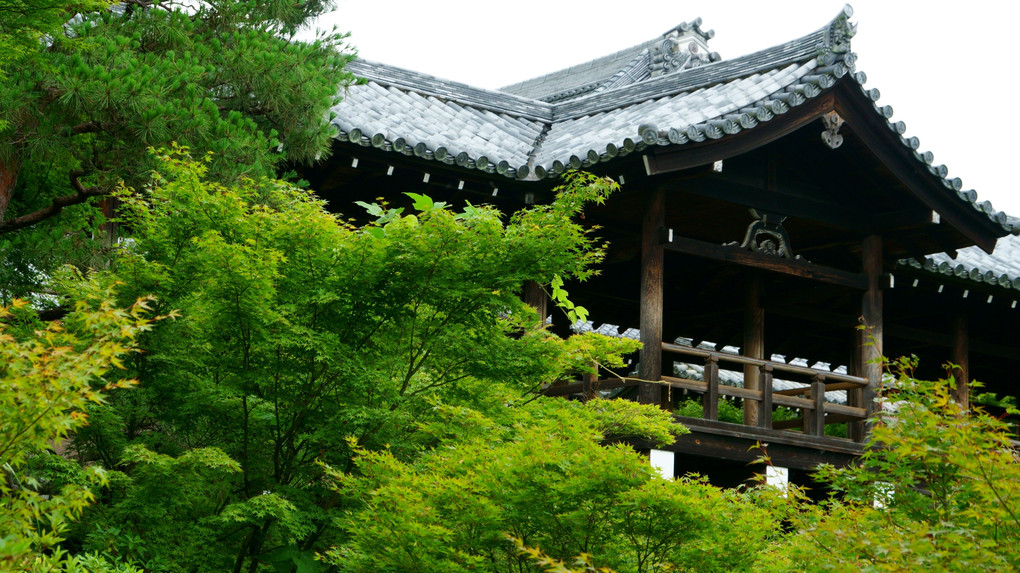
[860,235,884,419]
[743,274,764,425]
[523,280,549,328]
[951,312,969,407]
[638,187,665,405]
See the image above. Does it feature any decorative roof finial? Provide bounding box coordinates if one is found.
[821,5,857,56]
[651,19,720,77]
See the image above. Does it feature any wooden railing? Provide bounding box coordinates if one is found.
[661,342,868,440]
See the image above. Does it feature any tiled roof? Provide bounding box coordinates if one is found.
[499,19,717,102]
[329,5,1012,233]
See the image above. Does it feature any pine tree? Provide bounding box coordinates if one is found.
[0,0,355,236]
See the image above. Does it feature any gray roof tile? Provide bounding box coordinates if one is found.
[331,5,1012,235]
[901,220,1020,292]
[501,18,719,103]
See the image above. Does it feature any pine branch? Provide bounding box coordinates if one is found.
[0,169,106,234]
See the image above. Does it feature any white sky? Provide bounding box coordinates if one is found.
[317,1,1020,216]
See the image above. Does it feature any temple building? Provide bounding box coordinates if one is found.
[300,6,1020,485]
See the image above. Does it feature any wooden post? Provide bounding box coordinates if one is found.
[703,356,719,420]
[743,274,764,425]
[523,280,549,328]
[804,374,826,437]
[860,235,884,420]
[757,364,773,430]
[639,187,665,405]
[951,312,969,407]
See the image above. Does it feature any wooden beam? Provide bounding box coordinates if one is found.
[644,93,836,175]
[636,430,861,470]
[664,234,868,290]
[639,187,665,404]
[775,380,863,395]
[657,416,865,459]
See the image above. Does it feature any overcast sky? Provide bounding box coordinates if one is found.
[316,1,1020,216]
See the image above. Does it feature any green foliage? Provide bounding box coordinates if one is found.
[551,274,588,325]
[674,397,845,436]
[57,149,634,571]
[675,396,743,423]
[0,285,154,571]
[779,360,1020,572]
[2,0,353,180]
[0,0,112,82]
[509,536,614,573]
[325,398,777,573]
[0,0,356,300]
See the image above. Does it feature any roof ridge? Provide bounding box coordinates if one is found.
[347,59,553,122]
[550,26,828,121]
[497,22,700,93]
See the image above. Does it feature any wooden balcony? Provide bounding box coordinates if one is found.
[660,343,867,438]
[545,343,869,469]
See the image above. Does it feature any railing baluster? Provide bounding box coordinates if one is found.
[703,356,719,421]
[661,342,867,439]
[805,374,826,436]
[758,364,773,430]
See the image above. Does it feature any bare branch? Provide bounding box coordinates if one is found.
[69,121,115,135]
[0,170,107,235]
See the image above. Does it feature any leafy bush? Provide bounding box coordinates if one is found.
[779,359,1020,571]
[1,287,156,571]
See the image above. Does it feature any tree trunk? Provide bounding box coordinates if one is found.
[0,155,20,223]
